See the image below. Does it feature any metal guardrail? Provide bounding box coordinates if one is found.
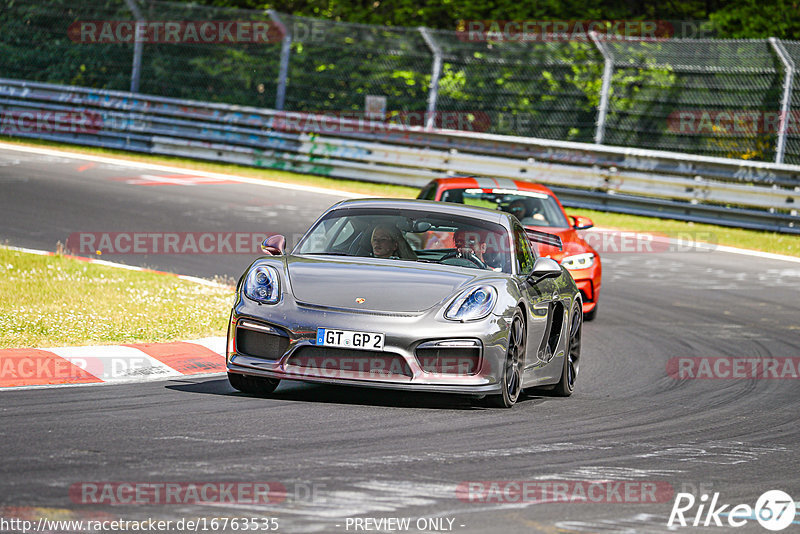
[4,1,800,165]
[1,77,799,234]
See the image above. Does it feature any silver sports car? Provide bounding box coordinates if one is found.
[226,199,583,407]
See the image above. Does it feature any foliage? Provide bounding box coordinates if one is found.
[0,0,796,162]
[193,0,795,39]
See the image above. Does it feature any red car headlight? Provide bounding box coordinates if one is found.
[561,253,595,270]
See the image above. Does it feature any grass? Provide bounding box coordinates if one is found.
[1,136,798,258]
[567,208,800,258]
[0,247,233,349]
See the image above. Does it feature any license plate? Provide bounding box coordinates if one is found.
[316,328,385,351]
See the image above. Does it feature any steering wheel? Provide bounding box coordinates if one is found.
[440,249,489,269]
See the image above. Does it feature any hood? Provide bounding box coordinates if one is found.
[529,226,596,262]
[286,257,480,313]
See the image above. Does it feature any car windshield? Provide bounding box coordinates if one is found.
[294,207,513,273]
[441,187,569,228]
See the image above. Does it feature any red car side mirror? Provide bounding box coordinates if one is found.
[569,215,594,230]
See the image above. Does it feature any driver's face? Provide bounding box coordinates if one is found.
[455,233,487,258]
[371,228,398,258]
[508,201,526,217]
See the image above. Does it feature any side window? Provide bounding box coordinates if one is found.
[329,219,357,250]
[418,182,437,200]
[514,224,536,274]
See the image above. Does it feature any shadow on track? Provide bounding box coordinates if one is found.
[166,377,545,410]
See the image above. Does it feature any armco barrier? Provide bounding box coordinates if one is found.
[1,77,799,233]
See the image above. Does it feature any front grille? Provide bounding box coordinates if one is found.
[236,327,289,361]
[415,347,481,376]
[288,346,413,378]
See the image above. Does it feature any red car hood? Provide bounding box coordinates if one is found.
[530,226,595,262]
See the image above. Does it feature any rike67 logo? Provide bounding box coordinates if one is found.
[668,490,796,531]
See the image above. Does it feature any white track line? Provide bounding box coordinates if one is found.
[0,141,363,198]
[1,141,798,264]
[2,244,231,288]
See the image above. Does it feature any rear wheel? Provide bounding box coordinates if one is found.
[553,303,582,396]
[228,372,280,396]
[485,310,525,408]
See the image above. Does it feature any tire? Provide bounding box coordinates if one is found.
[584,302,598,321]
[485,309,525,408]
[553,303,582,397]
[228,372,280,396]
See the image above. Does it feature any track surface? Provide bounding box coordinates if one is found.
[1,146,799,533]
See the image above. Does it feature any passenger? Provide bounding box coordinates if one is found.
[370,225,418,260]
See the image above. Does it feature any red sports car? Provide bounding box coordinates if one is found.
[418,177,601,320]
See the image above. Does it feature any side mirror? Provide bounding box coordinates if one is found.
[526,257,562,285]
[261,234,286,256]
[569,215,594,230]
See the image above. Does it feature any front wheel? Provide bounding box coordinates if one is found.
[228,372,280,396]
[485,310,525,408]
[553,303,582,396]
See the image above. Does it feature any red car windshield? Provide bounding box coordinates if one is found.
[441,188,570,228]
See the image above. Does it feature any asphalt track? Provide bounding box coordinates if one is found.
[1,144,799,534]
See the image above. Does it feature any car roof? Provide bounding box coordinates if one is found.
[329,198,510,226]
[432,176,556,197]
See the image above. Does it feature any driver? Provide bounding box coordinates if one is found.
[452,228,506,271]
[507,198,545,225]
[454,228,489,263]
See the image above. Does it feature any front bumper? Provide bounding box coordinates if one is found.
[226,296,509,396]
[565,264,600,313]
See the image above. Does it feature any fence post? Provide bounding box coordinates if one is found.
[418,27,443,129]
[268,10,292,111]
[123,0,143,93]
[590,31,614,145]
[769,37,795,165]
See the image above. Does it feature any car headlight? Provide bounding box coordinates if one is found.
[561,253,595,270]
[243,265,280,304]
[445,286,497,321]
